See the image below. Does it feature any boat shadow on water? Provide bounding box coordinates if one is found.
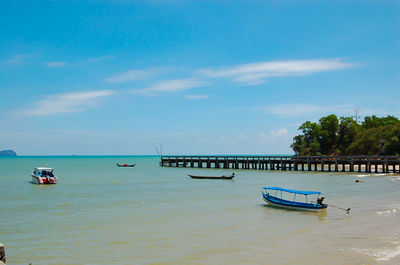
[259,204,327,220]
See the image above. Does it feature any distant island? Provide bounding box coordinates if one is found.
[0,150,17,156]
[291,115,400,156]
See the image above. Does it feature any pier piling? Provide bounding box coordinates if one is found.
[160,155,400,174]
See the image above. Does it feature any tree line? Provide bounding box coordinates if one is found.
[291,114,400,156]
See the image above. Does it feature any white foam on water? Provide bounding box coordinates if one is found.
[347,245,400,262]
[377,210,392,215]
[372,173,390,177]
[377,206,400,215]
[356,174,368,178]
[374,245,400,261]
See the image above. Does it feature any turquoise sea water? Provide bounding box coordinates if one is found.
[1,156,400,265]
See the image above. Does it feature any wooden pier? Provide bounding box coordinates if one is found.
[160,155,400,173]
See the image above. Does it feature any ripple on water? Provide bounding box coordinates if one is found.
[2,156,400,265]
[376,203,400,215]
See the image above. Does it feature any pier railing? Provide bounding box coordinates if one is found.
[160,155,400,173]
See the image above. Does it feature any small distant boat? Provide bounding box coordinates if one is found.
[188,174,235,180]
[31,167,58,184]
[262,187,327,211]
[117,163,136,167]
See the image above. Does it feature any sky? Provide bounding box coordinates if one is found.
[0,0,399,155]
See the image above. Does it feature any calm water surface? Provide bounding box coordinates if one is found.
[1,156,399,264]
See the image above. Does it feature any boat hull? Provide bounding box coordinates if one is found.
[188,175,234,180]
[262,194,327,212]
[117,164,136,167]
[32,175,58,184]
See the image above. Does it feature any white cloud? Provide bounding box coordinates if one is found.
[105,68,157,83]
[14,90,114,116]
[184,94,210,99]
[199,58,358,85]
[269,128,289,137]
[133,79,207,96]
[259,128,289,140]
[148,79,202,91]
[45,61,67,68]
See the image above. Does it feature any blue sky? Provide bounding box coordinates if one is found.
[0,0,399,155]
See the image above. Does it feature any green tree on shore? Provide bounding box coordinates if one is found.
[291,114,400,156]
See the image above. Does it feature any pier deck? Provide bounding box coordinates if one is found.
[160,155,400,173]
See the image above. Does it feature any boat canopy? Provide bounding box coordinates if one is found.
[263,187,322,195]
[34,167,53,171]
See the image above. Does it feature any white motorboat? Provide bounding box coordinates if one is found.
[31,167,58,184]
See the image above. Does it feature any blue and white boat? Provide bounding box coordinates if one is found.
[31,167,58,184]
[262,187,327,211]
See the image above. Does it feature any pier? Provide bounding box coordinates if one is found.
[160,155,400,173]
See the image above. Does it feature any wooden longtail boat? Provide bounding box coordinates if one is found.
[262,187,327,212]
[117,163,136,167]
[188,174,235,180]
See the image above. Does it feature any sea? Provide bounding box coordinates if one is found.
[1,156,399,265]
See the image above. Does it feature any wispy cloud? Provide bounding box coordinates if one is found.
[219,130,290,144]
[257,128,292,152]
[3,54,114,68]
[219,133,248,143]
[184,94,210,99]
[105,68,158,83]
[263,103,355,117]
[3,54,37,65]
[262,103,398,118]
[45,56,114,67]
[133,79,207,96]
[268,128,289,138]
[84,56,114,63]
[45,61,68,68]
[199,58,358,85]
[14,90,114,116]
